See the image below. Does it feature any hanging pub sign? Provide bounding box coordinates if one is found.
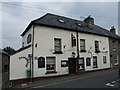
[38,57,45,68]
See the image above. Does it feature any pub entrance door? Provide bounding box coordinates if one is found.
[68,58,77,74]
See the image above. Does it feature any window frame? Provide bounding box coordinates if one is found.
[54,38,63,54]
[86,57,91,66]
[46,57,56,72]
[71,34,76,47]
[78,57,85,70]
[80,39,86,52]
[27,34,32,44]
[95,41,100,53]
[103,56,107,64]
[93,56,98,68]
[114,55,118,64]
[112,40,116,51]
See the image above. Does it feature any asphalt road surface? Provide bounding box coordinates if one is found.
[31,69,119,88]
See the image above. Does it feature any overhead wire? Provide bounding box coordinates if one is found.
[1,2,118,22]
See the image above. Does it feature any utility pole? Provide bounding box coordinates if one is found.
[76,31,79,73]
[31,25,35,82]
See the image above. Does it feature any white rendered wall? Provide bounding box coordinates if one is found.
[10,47,32,80]
[10,25,110,80]
[33,25,110,77]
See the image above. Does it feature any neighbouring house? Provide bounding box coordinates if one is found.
[107,26,120,68]
[10,13,120,81]
[0,49,10,73]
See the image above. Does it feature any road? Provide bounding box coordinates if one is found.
[0,72,9,89]
[31,69,119,88]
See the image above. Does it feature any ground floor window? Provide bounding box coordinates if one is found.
[114,55,118,64]
[86,57,91,66]
[93,56,98,68]
[103,56,107,64]
[78,58,84,69]
[46,57,56,72]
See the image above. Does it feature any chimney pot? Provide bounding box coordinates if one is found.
[84,15,94,25]
[110,26,116,34]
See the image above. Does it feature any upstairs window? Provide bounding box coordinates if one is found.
[80,39,86,52]
[54,38,62,54]
[27,34,32,44]
[22,42,24,47]
[112,40,116,51]
[71,34,76,47]
[95,41,100,53]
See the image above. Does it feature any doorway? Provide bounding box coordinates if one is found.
[68,58,77,74]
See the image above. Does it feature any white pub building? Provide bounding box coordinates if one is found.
[10,13,117,81]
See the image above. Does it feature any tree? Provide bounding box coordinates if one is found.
[3,46,15,55]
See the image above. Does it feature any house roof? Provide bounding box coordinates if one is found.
[13,45,31,55]
[0,49,8,55]
[21,13,120,40]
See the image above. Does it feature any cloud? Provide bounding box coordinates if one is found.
[1,2,77,49]
[1,2,118,49]
[2,0,120,2]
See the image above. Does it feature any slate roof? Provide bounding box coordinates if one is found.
[21,13,120,40]
[0,49,8,55]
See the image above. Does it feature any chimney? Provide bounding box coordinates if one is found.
[84,15,94,25]
[110,26,116,34]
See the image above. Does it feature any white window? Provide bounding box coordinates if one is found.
[78,58,84,70]
[93,56,98,68]
[46,57,56,72]
[54,38,62,52]
[103,56,107,64]
[27,34,32,44]
[80,39,86,51]
[71,34,76,47]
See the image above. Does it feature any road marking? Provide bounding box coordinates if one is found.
[31,70,116,88]
[106,83,110,86]
[106,83,114,87]
[117,79,120,82]
[112,81,116,83]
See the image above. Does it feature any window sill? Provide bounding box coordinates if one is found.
[45,71,57,74]
[93,67,98,68]
[103,63,107,64]
[95,50,100,53]
[61,66,68,67]
[80,50,86,52]
[53,51,63,54]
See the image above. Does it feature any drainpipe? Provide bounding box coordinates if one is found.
[118,40,120,77]
[31,25,35,82]
[76,31,79,73]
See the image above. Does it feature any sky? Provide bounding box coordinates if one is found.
[0,0,120,50]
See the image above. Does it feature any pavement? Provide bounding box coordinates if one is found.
[0,73,2,90]
[3,68,119,89]
[0,72,9,89]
